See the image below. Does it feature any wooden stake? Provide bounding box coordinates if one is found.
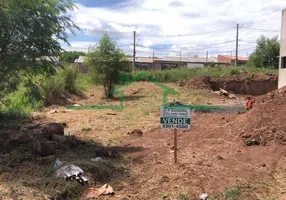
[174,129,178,164]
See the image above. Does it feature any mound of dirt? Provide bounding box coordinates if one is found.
[214,72,277,82]
[180,72,278,95]
[237,86,286,146]
[210,72,278,95]
[179,76,211,90]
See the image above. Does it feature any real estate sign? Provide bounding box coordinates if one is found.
[160,105,191,129]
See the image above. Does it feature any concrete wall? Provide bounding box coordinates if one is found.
[279,8,286,88]
[153,63,161,70]
[187,63,205,68]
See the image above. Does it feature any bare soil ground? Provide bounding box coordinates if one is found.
[180,72,278,96]
[1,82,285,200]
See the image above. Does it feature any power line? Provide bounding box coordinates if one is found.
[134,40,236,50]
[137,27,235,37]
[240,26,280,32]
[142,45,256,54]
[238,39,257,44]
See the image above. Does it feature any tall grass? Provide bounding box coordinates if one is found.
[0,65,89,120]
[134,66,278,82]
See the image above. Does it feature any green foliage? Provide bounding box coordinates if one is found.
[134,66,277,82]
[0,77,44,120]
[0,0,77,87]
[209,62,217,68]
[0,66,87,120]
[247,35,280,69]
[86,33,132,97]
[62,65,79,93]
[222,186,242,199]
[59,51,86,63]
[177,192,189,200]
[230,69,240,75]
[40,66,84,105]
[81,126,92,132]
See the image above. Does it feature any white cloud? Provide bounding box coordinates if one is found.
[62,41,97,52]
[66,0,285,57]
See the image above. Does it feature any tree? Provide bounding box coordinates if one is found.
[86,34,132,97]
[248,35,280,69]
[59,51,86,63]
[0,0,77,88]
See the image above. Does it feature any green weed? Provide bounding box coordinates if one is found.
[81,126,92,132]
[0,65,89,120]
[134,66,277,83]
[222,186,242,199]
[178,192,189,200]
[230,69,240,75]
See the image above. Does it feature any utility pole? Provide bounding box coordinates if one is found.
[133,31,136,73]
[152,50,154,70]
[235,23,239,66]
[206,50,208,66]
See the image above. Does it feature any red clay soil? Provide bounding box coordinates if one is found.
[118,113,286,199]
[113,86,286,199]
[180,72,278,96]
[236,86,286,146]
[210,72,278,96]
[179,76,211,90]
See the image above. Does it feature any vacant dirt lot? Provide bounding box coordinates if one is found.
[1,82,286,200]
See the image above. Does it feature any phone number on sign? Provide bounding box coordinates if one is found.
[161,124,189,129]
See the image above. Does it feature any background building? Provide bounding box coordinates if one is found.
[279,8,286,88]
[218,55,248,66]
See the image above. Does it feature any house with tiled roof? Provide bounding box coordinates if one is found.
[218,55,248,66]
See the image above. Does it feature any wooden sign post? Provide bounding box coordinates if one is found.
[160,105,190,164]
[174,129,178,163]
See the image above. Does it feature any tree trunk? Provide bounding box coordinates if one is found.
[105,83,114,98]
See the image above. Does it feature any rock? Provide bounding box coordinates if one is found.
[52,134,67,143]
[242,134,252,139]
[127,129,143,136]
[217,156,224,160]
[48,110,59,114]
[20,124,41,131]
[160,176,170,183]
[16,132,35,143]
[245,138,260,146]
[33,140,63,157]
[40,123,64,138]
[19,123,64,140]
[94,149,120,158]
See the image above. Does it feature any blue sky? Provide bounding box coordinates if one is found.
[63,0,285,58]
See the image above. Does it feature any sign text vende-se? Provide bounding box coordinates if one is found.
[160,105,190,129]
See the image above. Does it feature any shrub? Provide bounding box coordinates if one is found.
[85,33,132,97]
[0,65,87,119]
[133,66,277,82]
[62,66,78,93]
[230,69,241,75]
[0,80,43,120]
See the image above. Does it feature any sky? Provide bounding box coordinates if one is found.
[62,0,286,58]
